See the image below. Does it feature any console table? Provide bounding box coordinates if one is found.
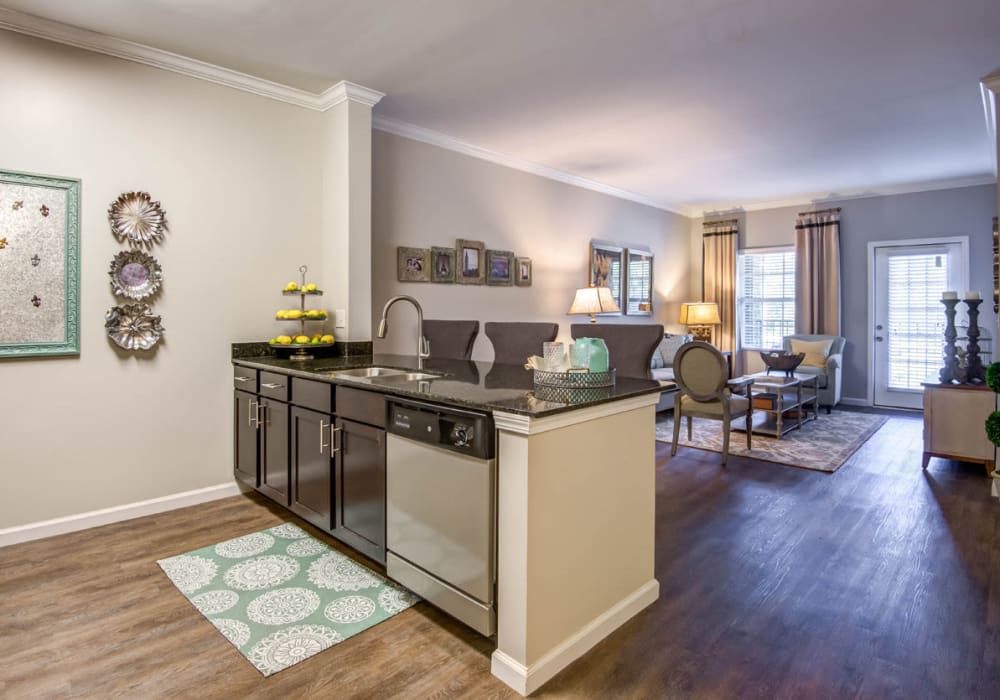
[921,382,996,475]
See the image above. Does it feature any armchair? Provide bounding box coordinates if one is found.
[782,334,845,413]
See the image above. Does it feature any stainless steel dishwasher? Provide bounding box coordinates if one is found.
[385,397,496,636]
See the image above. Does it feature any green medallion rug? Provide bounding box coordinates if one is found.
[656,410,889,473]
[157,523,418,676]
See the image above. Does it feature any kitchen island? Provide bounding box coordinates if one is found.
[233,352,661,695]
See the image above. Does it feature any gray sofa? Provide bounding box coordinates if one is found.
[650,333,693,411]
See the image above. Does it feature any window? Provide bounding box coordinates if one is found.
[885,252,949,390]
[738,248,795,349]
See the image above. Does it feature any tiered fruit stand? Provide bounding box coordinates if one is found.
[271,265,334,361]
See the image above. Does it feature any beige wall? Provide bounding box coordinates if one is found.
[371,130,692,360]
[0,31,324,529]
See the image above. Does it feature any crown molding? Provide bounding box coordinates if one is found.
[319,81,385,110]
[688,174,998,218]
[371,115,686,216]
[0,7,333,110]
[981,71,1000,177]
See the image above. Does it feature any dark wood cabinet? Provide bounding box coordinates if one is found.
[233,365,386,564]
[234,389,259,487]
[258,397,290,506]
[335,417,386,564]
[291,406,334,531]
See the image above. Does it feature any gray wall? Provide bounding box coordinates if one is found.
[693,183,997,401]
[371,130,692,361]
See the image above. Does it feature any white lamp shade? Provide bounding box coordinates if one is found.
[679,302,721,325]
[568,286,620,315]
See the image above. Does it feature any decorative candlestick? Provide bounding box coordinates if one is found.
[964,298,985,383]
[939,298,960,383]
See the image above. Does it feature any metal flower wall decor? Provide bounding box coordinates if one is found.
[105,303,164,351]
[109,249,162,300]
[108,191,167,245]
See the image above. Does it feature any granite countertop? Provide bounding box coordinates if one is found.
[232,353,662,417]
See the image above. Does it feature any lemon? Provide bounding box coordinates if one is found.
[294,335,310,344]
[286,309,303,320]
[321,334,335,344]
[277,335,292,345]
[275,310,286,319]
[284,281,298,292]
[269,337,278,344]
[304,283,317,292]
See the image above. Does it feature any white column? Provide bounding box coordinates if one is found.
[318,81,383,342]
[490,395,660,695]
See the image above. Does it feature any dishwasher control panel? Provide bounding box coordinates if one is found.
[387,398,494,460]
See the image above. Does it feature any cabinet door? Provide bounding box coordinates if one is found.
[291,406,334,532]
[335,418,386,564]
[234,390,259,487]
[258,398,290,506]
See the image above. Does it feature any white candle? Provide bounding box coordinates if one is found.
[942,291,958,300]
[965,290,982,300]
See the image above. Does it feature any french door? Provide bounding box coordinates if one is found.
[871,239,968,409]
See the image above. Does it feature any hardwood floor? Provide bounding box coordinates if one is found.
[1,413,998,698]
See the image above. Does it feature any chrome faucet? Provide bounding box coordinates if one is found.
[377,295,431,365]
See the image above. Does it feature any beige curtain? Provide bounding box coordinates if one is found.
[702,220,739,374]
[794,212,841,335]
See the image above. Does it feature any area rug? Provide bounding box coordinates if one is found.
[158,523,418,676]
[655,410,888,472]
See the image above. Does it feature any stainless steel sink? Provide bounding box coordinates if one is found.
[327,367,408,379]
[369,372,439,383]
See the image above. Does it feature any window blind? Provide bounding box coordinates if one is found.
[738,250,795,349]
[886,253,946,390]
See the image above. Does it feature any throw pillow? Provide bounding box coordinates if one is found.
[657,333,693,367]
[789,338,834,368]
[650,349,665,369]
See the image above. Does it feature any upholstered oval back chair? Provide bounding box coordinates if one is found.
[671,341,753,465]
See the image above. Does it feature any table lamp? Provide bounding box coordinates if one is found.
[679,302,720,342]
[568,286,620,323]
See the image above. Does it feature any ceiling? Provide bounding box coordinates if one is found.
[2,0,999,214]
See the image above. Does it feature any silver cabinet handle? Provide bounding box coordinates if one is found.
[331,426,342,454]
[248,399,257,427]
[234,375,253,383]
[320,420,330,454]
[253,402,265,428]
[261,382,284,389]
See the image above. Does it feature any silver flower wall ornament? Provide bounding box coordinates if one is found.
[105,303,165,350]
[109,249,163,300]
[108,191,167,245]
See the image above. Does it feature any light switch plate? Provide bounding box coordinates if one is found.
[335,309,346,329]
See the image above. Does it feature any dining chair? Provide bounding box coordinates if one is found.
[569,323,664,378]
[485,322,559,365]
[671,341,753,465]
[422,320,480,360]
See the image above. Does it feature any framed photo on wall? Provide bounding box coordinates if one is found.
[0,168,81,358]
[456,239,485,285]
[624,247,653,315]
[486,250,515,286]
[431,246,456,283]
[515,257,532,287]
[396,246,430,282]
[589,241,623,313]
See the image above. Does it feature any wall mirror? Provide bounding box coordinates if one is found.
[625,247,653,315]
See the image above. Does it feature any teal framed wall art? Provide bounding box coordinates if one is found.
[0,168,81,357]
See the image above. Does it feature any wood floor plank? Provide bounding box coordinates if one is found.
[0,412,998,698]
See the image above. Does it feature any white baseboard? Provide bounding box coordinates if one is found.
[0,482,243,548]
[491,578,660,696]
[840,397,872,407]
